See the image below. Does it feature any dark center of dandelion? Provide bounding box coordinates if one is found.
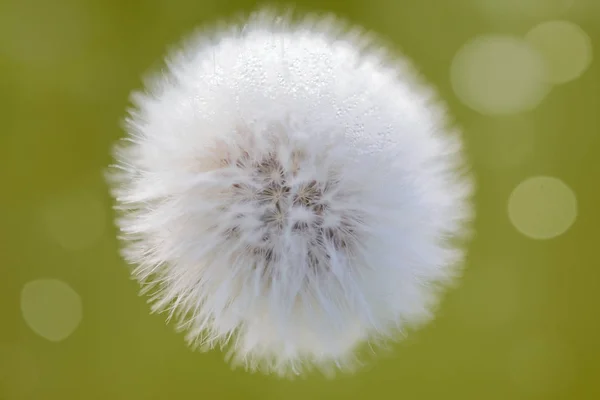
[221,151,356,270]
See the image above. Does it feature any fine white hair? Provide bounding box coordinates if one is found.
[107,8,473,377]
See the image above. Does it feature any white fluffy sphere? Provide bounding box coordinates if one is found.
[107,9,473,377]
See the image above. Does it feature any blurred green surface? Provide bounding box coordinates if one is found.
[1,0,599,399]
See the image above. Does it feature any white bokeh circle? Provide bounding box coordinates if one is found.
[526,20,593,84]
[508,176,577,240]
[451,35,551,115]
[21,279,83,342]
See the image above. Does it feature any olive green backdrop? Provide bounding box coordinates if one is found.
[1,0,599,399]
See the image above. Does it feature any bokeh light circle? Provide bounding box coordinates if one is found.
[508,176,577,240]
[526,20,593,84]
[451,35,550,115]
[21,279,83,342]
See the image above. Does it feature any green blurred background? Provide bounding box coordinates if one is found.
[1,0,599,399]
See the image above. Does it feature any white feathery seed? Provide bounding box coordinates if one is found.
[107,9,473,377]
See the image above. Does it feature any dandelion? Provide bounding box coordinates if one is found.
[107,8,473,377]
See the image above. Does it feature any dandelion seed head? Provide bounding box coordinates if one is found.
[107,8,473,377]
